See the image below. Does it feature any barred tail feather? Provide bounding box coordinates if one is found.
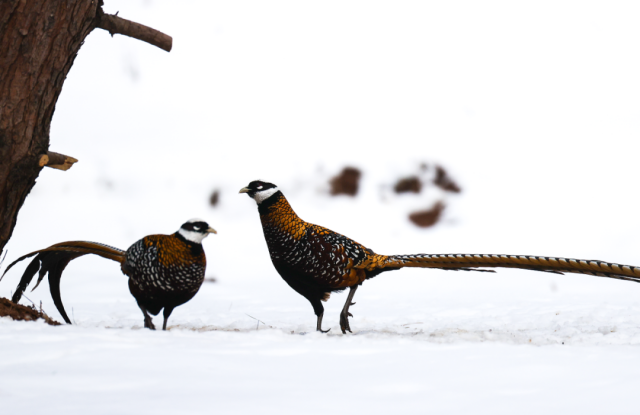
[385,253,640,282]
[1,241,126,324]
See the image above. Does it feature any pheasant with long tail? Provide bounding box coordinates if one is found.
[240,180,640,333]
[2,219,216,330]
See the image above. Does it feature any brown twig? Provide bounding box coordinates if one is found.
[38,151,79,171]
[97,13,173,52]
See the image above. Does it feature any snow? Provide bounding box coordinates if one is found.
[2,1,640,413]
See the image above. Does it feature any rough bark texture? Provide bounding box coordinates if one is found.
[0,0,99,253]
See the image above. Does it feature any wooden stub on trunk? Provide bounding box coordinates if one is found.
[39,152,78,171]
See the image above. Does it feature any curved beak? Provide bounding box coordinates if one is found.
[207,227,217,234]
[239,187,250,194]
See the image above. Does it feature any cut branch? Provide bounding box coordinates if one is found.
[97,13,172,52]
[39,152,79,171]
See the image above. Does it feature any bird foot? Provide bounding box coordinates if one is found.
[339,312,353,334]
[316,314,331,333]
[144,317,156,330]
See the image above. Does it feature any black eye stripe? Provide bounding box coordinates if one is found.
[182,221,209,231]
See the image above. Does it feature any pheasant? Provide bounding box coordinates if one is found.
[1,219,216,330]
[240,180,640,333]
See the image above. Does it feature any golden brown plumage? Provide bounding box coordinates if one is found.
[241,180,640,333]
[1,220,216,330]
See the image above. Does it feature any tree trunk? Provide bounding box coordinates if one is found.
[0,0,99,254]
[0,1,171,255]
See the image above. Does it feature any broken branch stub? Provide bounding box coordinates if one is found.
[39,152,78,171]
[97,13,173,52]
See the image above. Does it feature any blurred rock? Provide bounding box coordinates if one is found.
[409,202,445,227]
[394,176,422,194]
[433,165,461,193]
[330,167,361,196]
[209,189,220,207]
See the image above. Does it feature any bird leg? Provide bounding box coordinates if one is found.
[340,285,358,334]
[162,306,174,331]
[138,303,156,330]
[316,312,331,333]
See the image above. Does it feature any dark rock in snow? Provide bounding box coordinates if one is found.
[394,176,422,194]
[330,167,361,196]
[433,165,461,193]
[409,202,445,227]
[209,189,220,207]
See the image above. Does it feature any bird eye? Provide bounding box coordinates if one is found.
[257,186,263,190]
[193,226,200,231]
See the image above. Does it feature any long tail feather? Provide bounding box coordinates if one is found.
[10,256,42,303]
[45,252,80,324]
[2,241,126,323]
[385,253,640,282]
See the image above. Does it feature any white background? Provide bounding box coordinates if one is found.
[2,1,640,414]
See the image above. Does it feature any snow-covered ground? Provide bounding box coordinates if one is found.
[2,1,640,413]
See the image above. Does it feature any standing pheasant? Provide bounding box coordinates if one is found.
[2,219,216,330]
[240,180,640,333]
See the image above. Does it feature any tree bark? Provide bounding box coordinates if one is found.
[0,0,171,254]
[0,0,99,254]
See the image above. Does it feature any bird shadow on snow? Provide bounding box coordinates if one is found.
[6,314,639,346]
[146,322,640,346]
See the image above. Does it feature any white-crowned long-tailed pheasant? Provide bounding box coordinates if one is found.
[240,180,640,333]
[2,219,216,330]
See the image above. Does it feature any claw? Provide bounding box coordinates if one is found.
[144,317,156,330]
[340,312,353,334]
[339,285,358,334]
[316,313,331,333]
